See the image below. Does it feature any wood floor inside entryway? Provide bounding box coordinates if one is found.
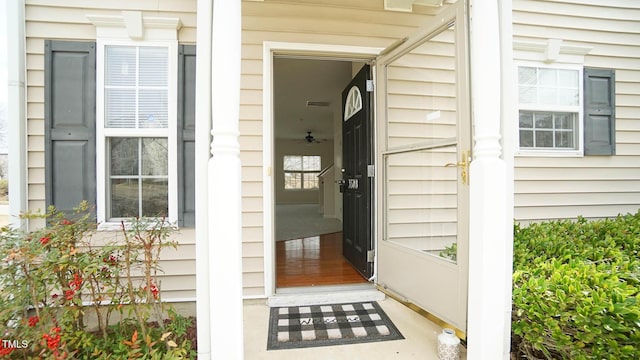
[276,232,368,288]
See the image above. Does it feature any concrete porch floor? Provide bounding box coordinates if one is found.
[243,296,468,359]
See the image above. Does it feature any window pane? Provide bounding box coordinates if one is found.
[559,69,578,88]
[142,179,168,217]
[303,156,321,171]
[535,131,553,147]
[284,156,302,171]
[139,47,168,87]
[555,113,574,130]
[555,131,574,148]
[519,86,536,104]
[106,89,136,128]
[538,68,556,87]
[110,138,138,175]
[139,89,168,128]
[106,46,136,87]
[519,111,533,128]
[519,130,534,147]
[539,87,557,105]
[535,113,553,129]
[141,138,168,176]
[303,173,319,189]
[518,67,536,85]
[284,172,301,189]
[559,88,579,106]
[111,178,139,218]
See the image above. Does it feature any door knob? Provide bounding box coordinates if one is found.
[445,150,470,185]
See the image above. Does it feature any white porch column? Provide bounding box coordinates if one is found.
[194,0,213,358]
[467,0,512,359]
[6,0,28,230]
[208,0,244,359]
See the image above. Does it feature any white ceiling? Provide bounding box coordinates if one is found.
[273,58,359,142]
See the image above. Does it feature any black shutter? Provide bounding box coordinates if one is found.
[177,45,196,227]
[584,68,615,155]
[44,41,96,218]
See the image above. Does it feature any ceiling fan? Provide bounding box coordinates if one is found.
[304,131,321,144]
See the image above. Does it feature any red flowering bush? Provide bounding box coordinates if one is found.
[0,202,195,359]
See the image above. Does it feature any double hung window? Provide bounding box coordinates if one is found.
[98,43,177,223]
[518,65,581,152]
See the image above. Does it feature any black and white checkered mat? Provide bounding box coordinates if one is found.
[267,302,404,350]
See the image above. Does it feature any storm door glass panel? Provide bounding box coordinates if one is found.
[383,22,459,263]
[385,146,459,262]
[109,137,168,219]
[385,25,457,150]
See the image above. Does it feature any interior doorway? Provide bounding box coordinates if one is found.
[272,57,369,289]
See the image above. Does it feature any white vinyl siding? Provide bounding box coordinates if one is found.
[26,1,192,300]
[26,0,438,298]
[513,0,640,222]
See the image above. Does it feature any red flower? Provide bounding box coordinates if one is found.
[64,289,75,301]
[0,340,15,355]
[69,273,82,291]
[144,282,160,300]
[0,345,14,356]
[52,293,59,300]
[42,327,62,351]
[28,315,39,327]
[61,219,73,225]
[40,236,51,245]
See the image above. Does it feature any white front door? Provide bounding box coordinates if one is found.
[375,2,471,333]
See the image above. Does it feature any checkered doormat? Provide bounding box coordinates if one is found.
[267,302,404,350]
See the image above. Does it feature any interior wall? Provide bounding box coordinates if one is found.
[275,139,334,204]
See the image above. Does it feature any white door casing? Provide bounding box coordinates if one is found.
[262,42,382,297]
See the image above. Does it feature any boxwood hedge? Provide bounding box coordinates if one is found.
[512,211,640,359]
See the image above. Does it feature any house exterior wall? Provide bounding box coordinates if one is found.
[23,0,438,299]
[23,0,640,299]
[24,1,198,300]
[512,0,640,222]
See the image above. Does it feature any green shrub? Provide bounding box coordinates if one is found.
[512,211,640,359]
[0,202,196,359]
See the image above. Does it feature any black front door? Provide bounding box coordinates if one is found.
[341,64,373,279]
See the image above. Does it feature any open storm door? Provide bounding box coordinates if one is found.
[376,2,471,333]
[341,64,373,279]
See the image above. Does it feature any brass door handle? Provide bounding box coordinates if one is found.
[445,150,470,185]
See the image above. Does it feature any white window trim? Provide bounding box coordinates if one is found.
[512,38,592,158]
[96,39,178,227]
[515,61,584,157]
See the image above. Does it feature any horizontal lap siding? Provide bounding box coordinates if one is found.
[513,0,640,222]
[24,0,199,300]
[24,0,437,298]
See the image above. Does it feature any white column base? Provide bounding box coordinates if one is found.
[467,157,509,359]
